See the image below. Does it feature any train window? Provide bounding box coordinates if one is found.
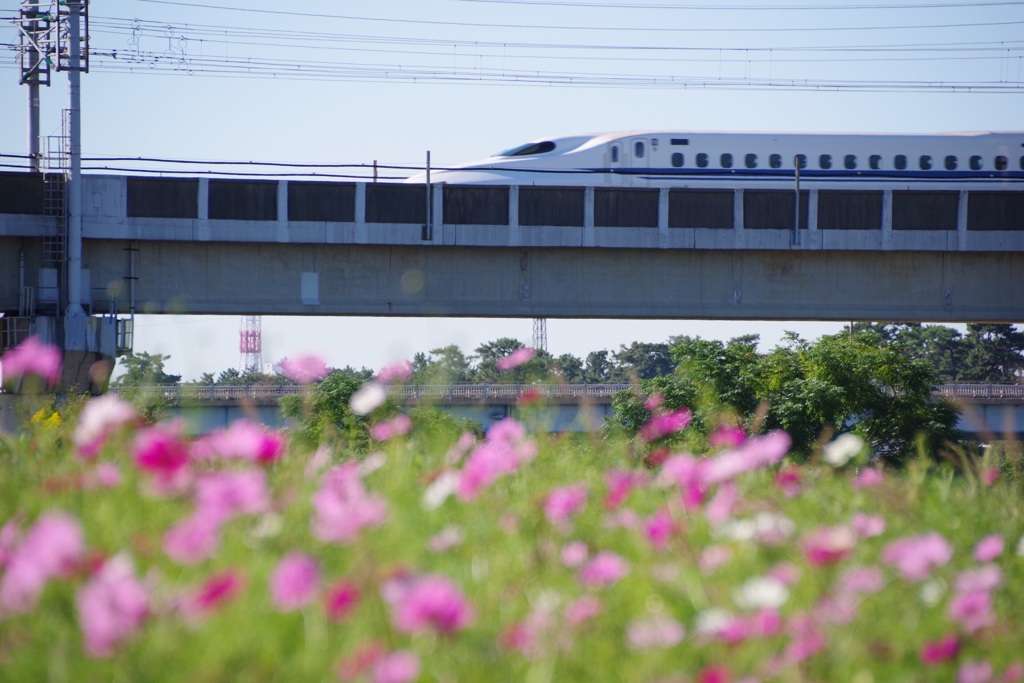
[819,154,832,170]
[610,145,619,163]
[634,141,646,159]
[869,155,882,170]
[720,153,734,168]
[1020,156,1024,170]
[745,153,757,169]
[894,155,908,170]
[995,155,1008,171]
[944,155,957,171]
[671,152,684,168]
[671,138,689,146]
[795,154,807,169]
[497,141,556,157]
[697,153,709,168]
[844,155,857,170]
[769,154,782,169]
[970,155,983,170]
[919,155,933,170]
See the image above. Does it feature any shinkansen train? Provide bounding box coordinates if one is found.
[406,131,1024,190]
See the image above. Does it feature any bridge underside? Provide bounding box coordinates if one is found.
[1,238,1021,321]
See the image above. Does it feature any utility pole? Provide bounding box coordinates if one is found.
[17,1,55,173]
[532,318,548,353]
[62,0,88,334]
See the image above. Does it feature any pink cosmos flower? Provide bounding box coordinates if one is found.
[377,360,413,384]
[774,466,803,498]
[427,526,464,553]
[658,453,708,509]
[188,570,244,616]
[837,566,885,596]
[626,614,685,649]
[163,514,220,565]
[82,461,122,489]
[270,552,320,611]
[852,467,884,489]
[372,650,420,683]
[311,462,388,544]
[882,532,953,581]
[920,634,960,665]
[194,469,270,526]
[852,512,886,538]
[644,394,665,411]
[0,518,20,569]
[644,509,676,550]
[279,354,329,384]
[457,419,536,501]
[74,394,136,459]
[715,609,783,644]
[703,431,793,485]
[949,591,996,633]
[640,408,692,442]
[579,551,630,589]
[1,335,62,387]
[193,420,286,464]
[383,573,474,635]
[543,484,588,526]
[959,661,994,683]
[1003,663,1024,683]
[76,555,149,658]
[565,595,602,627]
[370,414,413,442]
[781,613,826,665]
[973,535,1004,563]
[0,511,85,614]
[604,469,647,510]
[496,347,535,371]
[132,421,190,479]
[706,482,738,525]
[709,424,747,448]
[561,541,589,568]
[324,580,361,622]
[698,545,733,573]
[955,565,1002,594]
[803,525,857,566]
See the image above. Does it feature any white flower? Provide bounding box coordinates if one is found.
[1016,534,1024,557]
[422,470,459,510]
[694,608,732,635]
[734,575,789,610]
[919,579,946,607]
[822,433,865,467]
[349,381,386,415]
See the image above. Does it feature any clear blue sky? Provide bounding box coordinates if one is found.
[2,0,1021,379]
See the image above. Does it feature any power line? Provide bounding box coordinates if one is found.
[456,0,1024,8]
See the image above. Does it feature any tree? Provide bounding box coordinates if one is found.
[583,350,615,383]
[280,369,385,448]
[613,342,675,381]
[959,324,1024,383]
[472,338,550,384]
[413,345,473,384]
[112,351,181,387]
[551,353,585,383]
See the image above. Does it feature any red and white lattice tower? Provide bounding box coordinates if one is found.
[239,315,263,373]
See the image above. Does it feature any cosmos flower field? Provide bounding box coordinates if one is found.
[2,339,1024,682]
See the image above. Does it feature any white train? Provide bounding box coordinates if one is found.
[407,131,1024,190]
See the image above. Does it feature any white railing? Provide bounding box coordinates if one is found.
[88,383,1024,404]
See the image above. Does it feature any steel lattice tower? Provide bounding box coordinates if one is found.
[239,315,263,373]
[532,318,547,353]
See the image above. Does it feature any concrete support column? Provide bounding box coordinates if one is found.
[355,183,368,243]
[583,187,595,247]
[197,179,209,220]
[733,189,744,247]
[276,181,289,242]
[431,185,444,242]
[658,187,669,247]
[807,190,819,232]
[881,189,893,250]
[957,190,969,251]
[508,185,520,247]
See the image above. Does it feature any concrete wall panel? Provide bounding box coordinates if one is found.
[208,180,276,221]
[127,177,197,219]
[288,182,356,222]
[967,192,1024,231]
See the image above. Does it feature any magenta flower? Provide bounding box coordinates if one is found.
[76,555,149,658]
[837,566,886,596]
[193,420,286,464]
[279,354,329,384]
[270,552,320,611]
[955,565,1002,594]
[852,467,884,489]
[311,462,388,544]
[163,514,220,566]
[194,470,270,526]
[604,469,647,510]
[383,573,474,635]
[852,512,886,538]
[639,408,692,442]
[132,421,190,478]
[1,335,62,388]
[773,466,803,498]
[543,484,589,526]
[188,570,244,615]
[709,425,746,448]
[372,649,420,683]
[644,508,676,550]
[0,511,84,614]
[496,347,535,371]
[579,551,630,589]
[377,360,413,384]
[370,414,413,442]
[706,481,738,525]
[561,541,589,568]
[457,419,536,501]
[920,634,960,665]
[324,580,361,622]
[626,614,685,649]
[882,532,953,581]
[973,535,1004,563]
[703,430,792,485]
[74,394,136,459]
[803,525,857,566]
[0,518,20,569]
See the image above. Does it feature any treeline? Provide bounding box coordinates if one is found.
[112,323,1024,389]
